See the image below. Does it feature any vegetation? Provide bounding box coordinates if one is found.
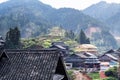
[0,0,109,38]
[83,1,120,36]
[76,29,90,44]
[107,11,120,36]
[21,35,78,49]
[1,1,120,80]
[65,29,90,45]
[20,26,117,53]
[65,30,75,40]
[103,77,117,80]
[83,1,120,21]
[48,27,65,37]
[5,27,21,49]
[105,66,118,79]
[67,70,76,80]
[91,30,118,53]
[88,72,100,80]
[0,0,118,52]
[21,38,41,49]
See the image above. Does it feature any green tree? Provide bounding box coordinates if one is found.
[65,30,75,40]
[105,66,118,79]
[5,27,21,49]
[14,27,20,45]
[76,29,90,44]
[86,38,90,44]
[67,70,76,80]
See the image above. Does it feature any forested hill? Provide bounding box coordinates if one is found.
[106,11,120,36]
[83,1,120,36]
[0,0,118,51]
[47,8,107,31]
[0,0,53,38]
[83,1,120,21]
[0,0,108,38]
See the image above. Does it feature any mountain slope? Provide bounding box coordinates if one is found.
[0,0,53,38]
[83,1,120,21]
[0,0,108,38]
[0,0,117,50]
[83,1,120,36]
[106,11,120,36]
[48,8,107,31]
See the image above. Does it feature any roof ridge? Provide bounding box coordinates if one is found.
[5,48,59,52]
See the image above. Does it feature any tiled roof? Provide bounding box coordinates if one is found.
[0,49,61,80]
[105,49,115,53]
[52,42,67,47]
[76,44,97,49]
[75,44,97,52]
[55,45,66,49]
[105,54,117,61]
[75,54,87,58]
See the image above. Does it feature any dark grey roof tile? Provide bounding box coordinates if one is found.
[0,49,61,80]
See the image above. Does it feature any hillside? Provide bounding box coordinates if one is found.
[83,1,120,21]
[0,0,108,38]
[48,8,107,31]
[83,1,120,36]
[106,11,120,36]
[0,0,118,50]
[0,0,53,38]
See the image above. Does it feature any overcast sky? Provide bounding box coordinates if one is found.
[40,0,120,10]
[0,0,120,10]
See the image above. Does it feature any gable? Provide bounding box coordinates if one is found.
[55,57,70,80]
[0,52,8,61]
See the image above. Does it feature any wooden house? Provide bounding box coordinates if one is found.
[64,54,85,69]
[50,42,69,56]
[84,52,100,72]
[0,49,70,80]
[65,52,100,72]
[99,50,118,71]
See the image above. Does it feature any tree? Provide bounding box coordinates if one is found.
[65,30,75,40]
[86,38,90,44]
[105,66,118,79]
[5,27,21,49]
[76,29,90,44]
[67,70,76,80]
[14,27,20,45]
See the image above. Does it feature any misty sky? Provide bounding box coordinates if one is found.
[0,0,120,10]
[40,0,120,10]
